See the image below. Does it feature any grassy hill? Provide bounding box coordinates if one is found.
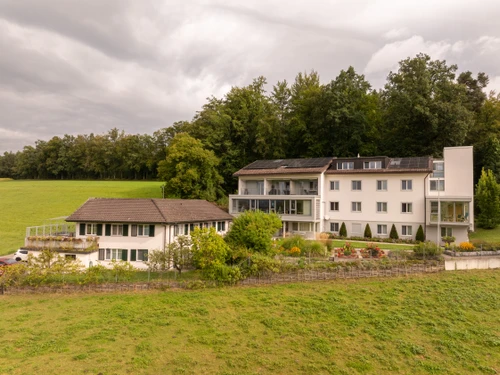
[0,270,498,374]
[0,180,163,255]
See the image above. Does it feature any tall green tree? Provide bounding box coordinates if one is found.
[157,133,223,201]
[310,67,381,157]
[475,168,500,229]
[381,53,474,157]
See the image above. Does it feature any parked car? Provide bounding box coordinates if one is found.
[14,249,29,262]
[0,258,18,275]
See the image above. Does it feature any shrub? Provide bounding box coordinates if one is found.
[303,241,326,256]
[243,253,280,276]
[412,241,443,259]
[389,224,399,240]
[415,225,425,242]
[225,210,282,255]
[364,224,372,239]
[339,222,347,237]
[458,242,475,252]
[289,247,301,257]
[281,235,307,251]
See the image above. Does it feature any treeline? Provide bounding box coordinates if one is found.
[1,53,500,194]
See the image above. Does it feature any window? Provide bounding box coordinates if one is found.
[137,249,148,261]
[351,180,362,191]
[65,254,76,260]
[330,180,339,190]
[184,224,189,235]
[432,161,444,178]
[330,222,339,232]
[430,180,445,191]
[217,221,226,231]
[330,202,339,211]
[441,227,453,237]
[402,225,412,236]
[401,180,412,190]
[131,225,153,237]
[338,161,354,170]
[377,224,387,235]
[364,161,382,169]
[86,224,97,235]
[104,248,127,261]
[377,202,387,213]
[377,180,387,191]
[351,202,362,212]
[402,203,413,213]
[111,224,123,236]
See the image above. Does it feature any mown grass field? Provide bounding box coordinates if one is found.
[0,270,498,375]
[0,180,163,256]
[470,226,500,243]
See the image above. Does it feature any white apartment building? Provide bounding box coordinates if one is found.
[229,146,474,244]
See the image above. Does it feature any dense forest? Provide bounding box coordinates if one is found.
[1,53,500,196]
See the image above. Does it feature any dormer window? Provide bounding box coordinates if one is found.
[364,161,382,169]
[337,161,354,170]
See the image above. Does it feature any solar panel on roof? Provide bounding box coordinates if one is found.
[243,157,332,170]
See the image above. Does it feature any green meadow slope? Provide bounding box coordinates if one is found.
[0,271,499,374]
[0,180,163,255]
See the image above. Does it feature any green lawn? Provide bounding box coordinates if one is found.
[469,226,500,243]
[0,270,498,374]
[0,180,163,256]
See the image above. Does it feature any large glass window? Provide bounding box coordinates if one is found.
[351,180,362,191]
[430,201,470,223]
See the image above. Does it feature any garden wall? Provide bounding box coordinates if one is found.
[445,257,500,271]
[2,263,445,295]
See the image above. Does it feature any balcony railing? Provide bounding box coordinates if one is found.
[24,235,99,253]
[430,214,469,224]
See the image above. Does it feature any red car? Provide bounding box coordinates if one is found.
[0,258,18,275]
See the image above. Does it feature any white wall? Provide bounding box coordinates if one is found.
[323,173,427,238]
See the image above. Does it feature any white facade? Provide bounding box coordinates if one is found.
[324,173,426,240]
[230,146,474,244]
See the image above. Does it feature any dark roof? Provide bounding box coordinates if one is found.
[234,157,333,176]
[66,198,233,224]
[326,156,432,174]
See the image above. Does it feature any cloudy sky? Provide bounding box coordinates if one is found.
[1,0,499,153]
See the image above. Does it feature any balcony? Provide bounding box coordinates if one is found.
[230,196,316,217]
[239,179,318,196]
[24,224,98,253]
[24,235,99,253]
[429,201,470,225]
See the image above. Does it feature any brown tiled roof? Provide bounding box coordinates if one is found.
[66,198,233,224]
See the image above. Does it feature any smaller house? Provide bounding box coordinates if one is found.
[22,198,233,269]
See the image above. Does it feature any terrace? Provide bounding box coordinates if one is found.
[24,223,99,253]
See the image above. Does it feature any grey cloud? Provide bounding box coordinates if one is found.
[0,0,499,153]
